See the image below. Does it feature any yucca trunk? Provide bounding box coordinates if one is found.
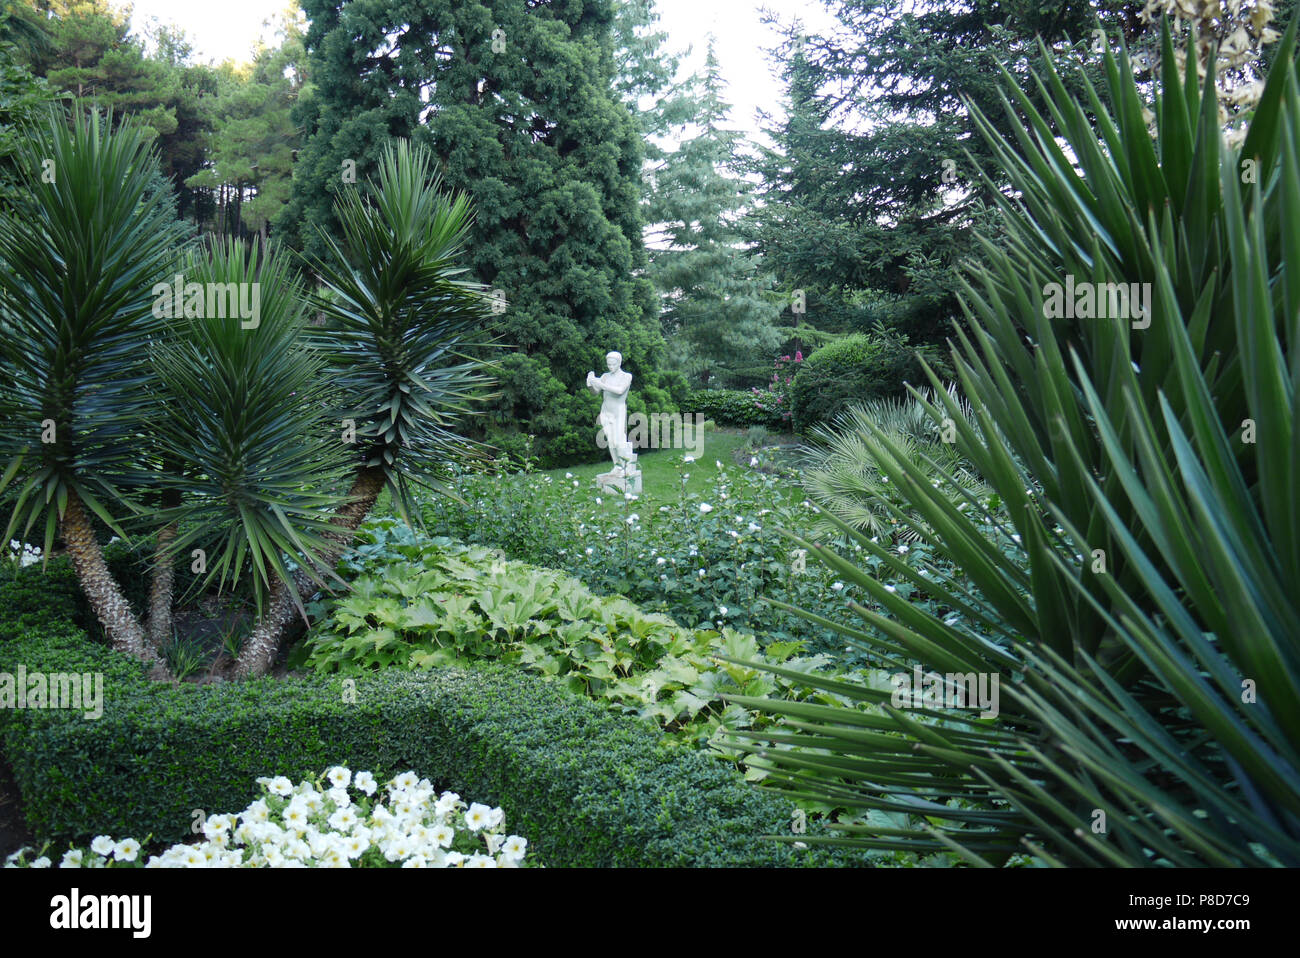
[146,488,181,649]
[233,466,387,678]
[60,491,158,667]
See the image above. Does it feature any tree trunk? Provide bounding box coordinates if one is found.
[230,577,300,680]
[145,485,181,650]
[60,491,166,674]
[146,521,177,650]
[232,466,387,678]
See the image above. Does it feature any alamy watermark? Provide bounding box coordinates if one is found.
[151,274,260,329]
[597,412,706,460]
[0,666,103,719]
[1042,276,1151,329]
[890,666,1000,719]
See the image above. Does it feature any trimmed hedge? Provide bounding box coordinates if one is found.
[790,333,923,433]
[683,389,785,428]
[0,623,865,867]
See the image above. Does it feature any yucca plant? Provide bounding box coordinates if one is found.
[0,107,187,668]
[148,237,354,669]
[723,16,1300,865]
[800,385,990,541]
[232,139,496,677]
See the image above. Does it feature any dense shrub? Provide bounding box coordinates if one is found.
[683,389,786,428]
[789,333,923,433]
[0,542,205,643]
[301,524,869,751]
[0,622,861,867]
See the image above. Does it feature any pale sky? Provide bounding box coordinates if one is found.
[121,0,838,144]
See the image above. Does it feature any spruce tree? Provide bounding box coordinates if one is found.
[282,0,674,465]
[644,39,781,388]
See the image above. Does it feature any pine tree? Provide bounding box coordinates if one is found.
[644,39,781,388]
[281,0,674,465]
[185,12,305,241]
[748,1,1153,349]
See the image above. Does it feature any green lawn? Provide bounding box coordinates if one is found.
[538,428,797,508]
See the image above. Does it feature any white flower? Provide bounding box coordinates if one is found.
[750,456,759,467]
[467,854,497,868]
[585,547,594,555]
[716,460,723,469]
[594,496,603,505]
[626,513,639,525]
[884,585,897,593]
[112,838,140,862]
[327,786,351,808]
[831,581,844,591]
[31,856,51,868]
[465,803,492,831]
[432,825,455,848]
[699,503,713,514]
[282,800,310,829]
[394,772,420,790]
[565,472,573,478]
[90,836,114,857]
[697,568,706,578]
[656,557,666,566]
[354,771,377,796]
[718,606,728,616]
[748,522,760,532]
[684,455,696,463]
[501,836,528,861]
[326,766,351,789]
[60,849,84,868]
[328,807,359,831]
[897,544,909,554]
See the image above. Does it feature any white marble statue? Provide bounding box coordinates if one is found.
[586,351,641,494]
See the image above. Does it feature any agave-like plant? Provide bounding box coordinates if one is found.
[800,384,989,541]
[723,17,1300,866]
[148,238,354,645]
[0,107,188,667]
[232,139,496,677]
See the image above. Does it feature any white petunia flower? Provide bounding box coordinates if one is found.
[464,803,492,831]
[267,776,294,796]
[326,766,351,789]
[354,771,377,796]
[90,836,114,857]
[113,838,140,862]
[60,849,84,868]
[699,503,713,514]
[501,836,528,861]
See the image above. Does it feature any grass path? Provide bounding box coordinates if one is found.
[536,428,807,509]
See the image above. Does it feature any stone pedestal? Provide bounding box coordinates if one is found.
[597,445,642,495]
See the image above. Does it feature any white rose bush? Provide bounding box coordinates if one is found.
[3,767,530,868]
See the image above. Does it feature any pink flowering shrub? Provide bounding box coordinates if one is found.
[750,353,802,423]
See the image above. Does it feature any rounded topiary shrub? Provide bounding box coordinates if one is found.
[790,334,921,433]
